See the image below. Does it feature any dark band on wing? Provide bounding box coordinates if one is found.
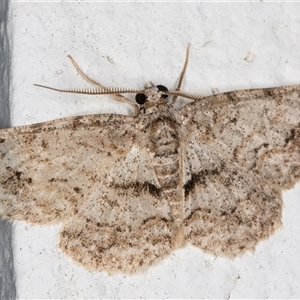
[111,181,162,198]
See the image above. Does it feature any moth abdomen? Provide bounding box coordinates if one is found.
[148,116,184,238]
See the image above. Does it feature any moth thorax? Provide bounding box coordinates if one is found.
[150,118,179,156]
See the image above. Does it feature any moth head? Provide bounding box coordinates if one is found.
[34,82,204,112]
[135,82,169,105]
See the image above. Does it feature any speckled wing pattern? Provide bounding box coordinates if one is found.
[181,86,300,255]
[0,115,135,223]
[0,84,300,274]
[0,111,176,273]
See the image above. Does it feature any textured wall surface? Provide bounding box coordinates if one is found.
[5,1,300,298]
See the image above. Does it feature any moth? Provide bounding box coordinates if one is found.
[0,45,299,274]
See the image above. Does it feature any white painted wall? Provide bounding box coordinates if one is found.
[10,1,300,298]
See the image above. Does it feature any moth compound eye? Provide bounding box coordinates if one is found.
[156,85,169,99]
[135,93,146,105]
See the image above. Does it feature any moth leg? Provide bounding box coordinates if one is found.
[67,55,139,116]
[172,43,191,105]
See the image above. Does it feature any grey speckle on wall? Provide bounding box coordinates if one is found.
[0,1,16,299]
